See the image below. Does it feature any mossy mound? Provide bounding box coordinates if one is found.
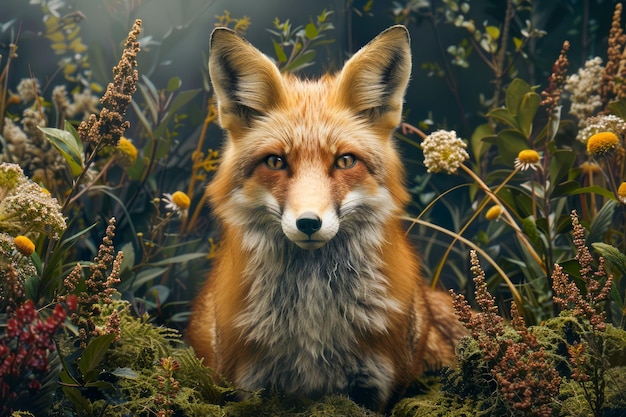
[45,301,626,416]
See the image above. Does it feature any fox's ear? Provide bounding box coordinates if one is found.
[336,25,411,130]
[209,28,285,130]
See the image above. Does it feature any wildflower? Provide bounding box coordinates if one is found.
[485,205,503,221]
[586,132,619,157]
[618,182,626,204]
[51,85,71,116]
[67,88,100,120]
[13,235,35,257]
[0,163,66,239]
[0,232,37,301]
[16,78,40,103]
[421,129,469,174]
[514,149,541,171]
[162,191,190,216]
[565,57,604,124]
[116,137,138,167]
[576,114,626,143]
[580,161,601,175]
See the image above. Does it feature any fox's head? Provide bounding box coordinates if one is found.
[207,26,412,251]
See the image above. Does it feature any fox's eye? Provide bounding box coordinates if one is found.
[264,155,286,170]
[335,154,356,169]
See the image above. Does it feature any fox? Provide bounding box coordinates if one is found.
[187,25,467,411]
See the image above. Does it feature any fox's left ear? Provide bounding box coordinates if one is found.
[336,25,411,130]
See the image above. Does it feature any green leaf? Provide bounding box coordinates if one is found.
[119,242,135,274]
[569,185,617,200]
[112,367,139,379]
[471,123,495,163]
[132,267,167,289]
[485,25,500,40]
[592,242,626,275]
[84,380,116,390]
[488,108,520,130]
[78,333,117,377]
[517,92,541,137]
[62,386,94,416]
[492,129,529,165]
[521,216,545,253]
[505,78,532,115]
[304,23,318,40]
[39,126,84,177]
[166,76,182,92]
[551,180,580,198]
[272,39,287,63]
[587,200,617,244]
[153,89,202,139]
[283,49,316,73]
[64,120,83,154]
[151,252,207,266]
[548,150,576,191]
[137,80,158,125]
[146,284,170,304]
[608,98,626,120]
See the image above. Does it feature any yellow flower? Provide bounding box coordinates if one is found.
[514,149,541,171]
[162,191,190,216]
[171,191,190,209]
[485,205,503,221]
[14,235,35,256]
[586,132,619,157]
[618,181,626,204]
[580,161,601,175]
[116,137,138,167]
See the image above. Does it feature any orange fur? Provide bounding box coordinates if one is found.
[187,25,466,411]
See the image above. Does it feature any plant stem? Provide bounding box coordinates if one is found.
[402,216,525,311]
[459,164,546,273]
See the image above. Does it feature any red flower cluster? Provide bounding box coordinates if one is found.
[0,296,75,411]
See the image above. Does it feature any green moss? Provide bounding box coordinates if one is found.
[53,300,626,416]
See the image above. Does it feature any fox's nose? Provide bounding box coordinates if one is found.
[296,212,322,236]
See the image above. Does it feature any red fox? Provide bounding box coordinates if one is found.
[187,25,467,411]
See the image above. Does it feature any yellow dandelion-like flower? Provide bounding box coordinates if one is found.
[618,182,626,204]
[580,161,601,175]
[14,235,35,256]
[514,149,541,171]
[162,191,190,216]
[586,132,619,157]
[116,137,138,167]
[485,205,503,221]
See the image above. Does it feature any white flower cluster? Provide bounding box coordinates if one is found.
[564,57,604,124]
[576,114,626,143]
[0,163,66,239]
[421,129,469,174]
[16,78,40,103]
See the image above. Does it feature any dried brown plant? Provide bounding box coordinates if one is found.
[59,217,123,348]
[551,210,614,417]
[452,251,561,416]
[78,19,141,149]
[552,211,613,332]
[600,3,626,108]
[541,40,570,116]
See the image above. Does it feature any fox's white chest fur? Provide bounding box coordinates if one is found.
[234,224,402,403]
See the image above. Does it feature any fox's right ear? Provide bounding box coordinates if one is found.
[209,28,285,130]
